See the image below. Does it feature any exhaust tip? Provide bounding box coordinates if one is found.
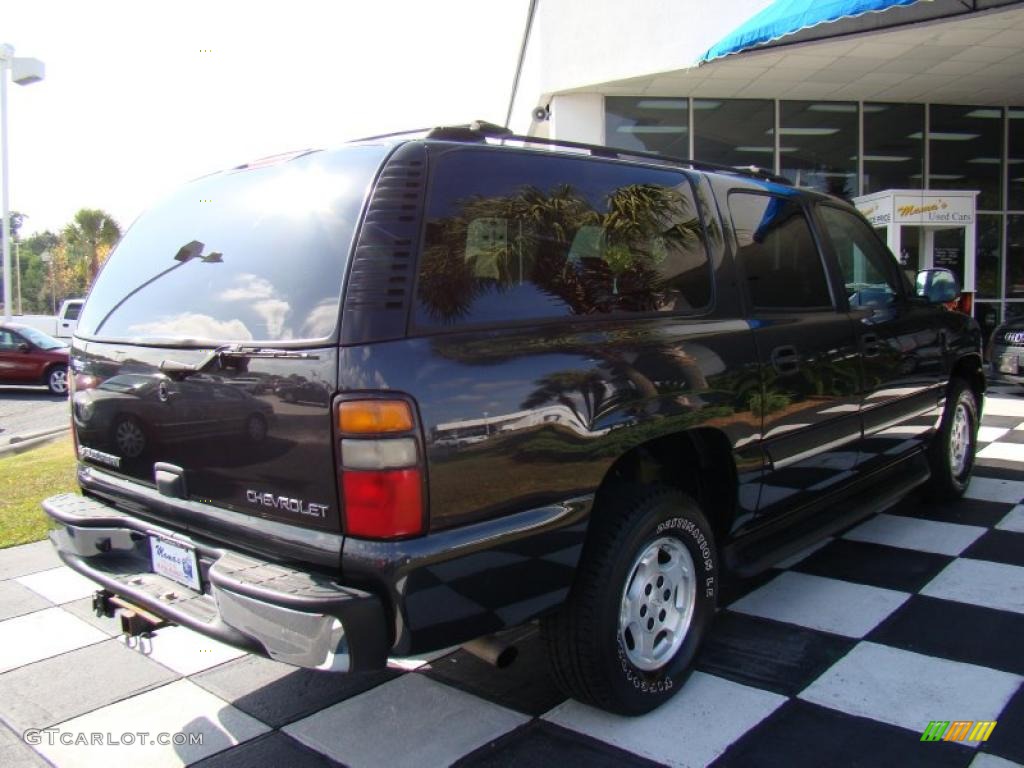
[461,635,519,669]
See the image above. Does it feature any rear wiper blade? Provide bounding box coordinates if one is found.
[160,345,320,379]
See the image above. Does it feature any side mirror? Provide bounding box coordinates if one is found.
[915,268,960,304]
[17,342,30,353]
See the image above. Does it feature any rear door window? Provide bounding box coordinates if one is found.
[414,148,712,328]
[77,145,389,344]
[729,192,833,311]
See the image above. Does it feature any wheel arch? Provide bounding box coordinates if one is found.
[950,352,985,407]
[592,427,738,545]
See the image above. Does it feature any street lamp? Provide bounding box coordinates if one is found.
[39,249,54,314]
[1,44,45,321]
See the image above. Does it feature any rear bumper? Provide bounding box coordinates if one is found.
[42,493,388,672]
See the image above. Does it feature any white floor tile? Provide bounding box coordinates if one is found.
[977,426,1010,443]
[730,572,909,638]
[544,672,786,768]
[127,624,245,676]
[965,477,1024,505]
[285,673,527,768]
[0,608,107,673]
[16,566,100,605]
[983,397,1024,418]
[921,558,1024,615]
[978,442,1024,463]
[31,679,268,768]
[843,514,986,556]
[996,505,1024,533]
[800,642,1022,738]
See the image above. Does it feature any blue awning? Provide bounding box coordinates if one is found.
[699,0,927,63]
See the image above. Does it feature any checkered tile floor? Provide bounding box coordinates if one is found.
[3,392,1024,767]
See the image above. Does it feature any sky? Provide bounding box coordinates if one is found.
[4,0,530,237]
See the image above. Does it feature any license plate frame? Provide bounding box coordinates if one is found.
[149,535,201,591]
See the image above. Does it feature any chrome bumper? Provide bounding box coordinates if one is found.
[43,493,388,672]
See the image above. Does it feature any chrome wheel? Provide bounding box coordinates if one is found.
[949,400,972,478]
[48,367,68,395]
[114,418,145,458]
[618,536,696,672]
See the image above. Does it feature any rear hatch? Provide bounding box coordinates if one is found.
[71,144,390,535]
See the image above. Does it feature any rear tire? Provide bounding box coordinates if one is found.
[542,486,717,715]
[46,364,68,395]
[924,378,978,500]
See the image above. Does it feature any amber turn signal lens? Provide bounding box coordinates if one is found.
[338,400,414,434]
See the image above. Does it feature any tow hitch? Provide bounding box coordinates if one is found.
[92,589,170,637]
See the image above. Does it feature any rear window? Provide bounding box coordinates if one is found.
[77,145,388,344]
[415,148,711,328]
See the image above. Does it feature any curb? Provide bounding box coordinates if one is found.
[0,427,70,458]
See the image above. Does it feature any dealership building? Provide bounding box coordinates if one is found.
[510,0,1024,336]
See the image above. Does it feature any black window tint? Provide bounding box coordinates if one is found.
[62,302,81,320]
[818,205,902,308]
[729,192,832,310]
[77,145,388,343]
[415,149,711,327]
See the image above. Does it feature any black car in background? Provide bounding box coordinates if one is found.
[43,123,984,715]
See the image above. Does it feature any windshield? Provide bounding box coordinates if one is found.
[19,327,66,350]
[77,144,389,345]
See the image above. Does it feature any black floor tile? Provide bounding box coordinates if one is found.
[455,721,663,768]
[987,428,1024,444]
[191,654,400,728]
[962,529,1024,567]
[972,463,1024,482]
[887,495,1013,527]
[695,611,856,697]
[711,699,973,768]
[979,682,1024,764]
[191,732,343,768]
[868,595,1024,676]
[791,539,954,593]
[979,415,1024,429]
[423,631,566,717]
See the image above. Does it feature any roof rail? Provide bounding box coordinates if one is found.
[415,121,792,186]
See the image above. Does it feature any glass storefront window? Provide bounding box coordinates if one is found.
[863,103,924,194]
[605,97,689,157]
[975,214,1002,300]
[929,105,1003,210]
[1009,108,1024,211]
[1008,215,1024,299]
[693,99,774,171]
[779,101,858,199]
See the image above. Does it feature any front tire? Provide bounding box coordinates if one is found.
[542,486,718,715]
[46,364,68,395]
[925,378,979,499]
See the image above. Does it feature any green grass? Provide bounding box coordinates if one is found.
[0,437,77,549]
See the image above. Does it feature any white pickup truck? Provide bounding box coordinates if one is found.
[14,299,85,339]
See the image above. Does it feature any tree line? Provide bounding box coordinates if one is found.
[2,208,121,315]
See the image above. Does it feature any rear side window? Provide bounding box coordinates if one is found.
[729,192,832,311]
[414,149,711,328]
[62,302,82,321]
[77,145,389,344]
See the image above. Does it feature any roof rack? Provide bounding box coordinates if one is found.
[416,121,792,186]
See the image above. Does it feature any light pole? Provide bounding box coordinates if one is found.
[40,249,54,314]
[1,44,45,321]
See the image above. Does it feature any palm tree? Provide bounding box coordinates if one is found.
[62,209,121,285]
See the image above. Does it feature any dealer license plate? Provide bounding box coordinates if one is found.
[999,354,1019,375]
[149,536,200,591]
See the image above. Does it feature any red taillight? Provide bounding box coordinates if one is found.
[342,469,423,538]
[335,397,426,539]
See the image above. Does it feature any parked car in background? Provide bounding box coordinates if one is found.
[0,324,70,394]
[43,123,984,716]
[988,316,1024,386]
[15,299,84,339]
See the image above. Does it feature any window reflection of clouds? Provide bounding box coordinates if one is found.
[128,313,254,341]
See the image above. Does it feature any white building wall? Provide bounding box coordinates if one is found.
[510,0,773,135]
